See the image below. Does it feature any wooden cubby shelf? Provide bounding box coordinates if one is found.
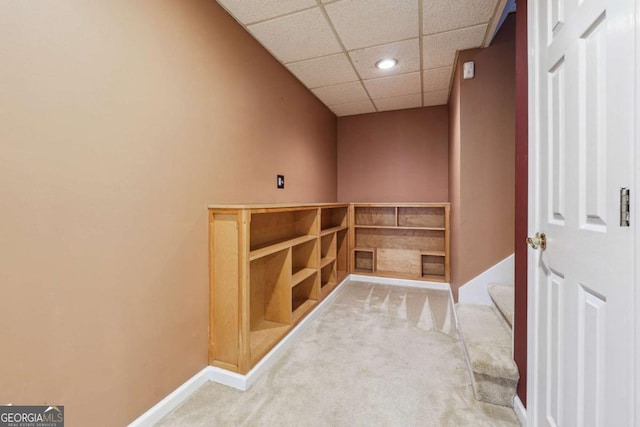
[354,224,446,231]
[249,234,316,261]
[208,202,449,374]
[291,268,317,287]
[208,203,349,374]
[349,203,450,283]
[320,224,349,236]
[320,256,336,268]
[249,322,290,366]
[352,247,376,273]
[291,274,317,324]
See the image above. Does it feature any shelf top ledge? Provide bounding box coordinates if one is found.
[351,202,450,207]
[208,202,348,210]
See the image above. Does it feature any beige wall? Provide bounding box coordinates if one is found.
[337,107,449,202]
[0,1,336,425]
[448,16,516,299]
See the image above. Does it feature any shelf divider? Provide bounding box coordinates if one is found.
[291,268,317,287]
[249,234,316,261]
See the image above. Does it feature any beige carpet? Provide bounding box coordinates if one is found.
[156,281,519,426]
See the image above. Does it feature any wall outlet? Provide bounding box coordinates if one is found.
[277,175,285,189]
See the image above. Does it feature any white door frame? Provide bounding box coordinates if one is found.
[635,1,640,420]
[525,0,541,421]
[525,0,639,424]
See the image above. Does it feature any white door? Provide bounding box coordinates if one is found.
[527,0,636,425]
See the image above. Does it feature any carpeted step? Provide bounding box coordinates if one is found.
[487,283,514,329]
[456,304,519,407]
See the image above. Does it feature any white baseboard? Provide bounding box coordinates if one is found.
[458,254,514,305]
[128,367,210,427]
[128,276,349,426]
[349,274,450,291]
[514,394,526,426]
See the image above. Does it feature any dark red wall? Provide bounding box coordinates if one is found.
[514,0,528,406]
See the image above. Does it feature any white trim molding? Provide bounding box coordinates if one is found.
[634,0,640,421]
[349,274,450,290]
[514,395,527,426]
[128,367,211,427]
[458,254,515,305]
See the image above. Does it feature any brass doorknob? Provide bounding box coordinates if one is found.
[526,232,546,250]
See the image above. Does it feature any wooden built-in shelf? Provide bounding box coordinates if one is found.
[420,250,446,257]
[209,202,450,374]
[291,268,316,287]
[209,203,349,374]
[249,321,290,365]
[320,224,349,236]
[349,203,450,283]
[354,225,445,231]
[320,256,336,269]
[292,298,317,323]
[249,234,316,261]
[422,274,446,282]
[319,282,338,299]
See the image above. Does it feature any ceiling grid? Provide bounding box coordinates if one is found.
[217,0,505,116]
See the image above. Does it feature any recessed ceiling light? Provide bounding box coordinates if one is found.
[375,58,398,70]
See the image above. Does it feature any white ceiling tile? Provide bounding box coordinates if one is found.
[247,8,342,63]
[287,54,359,88]
[423,0,499,35]
[422,66,453,92]
[312,81,369,105]
[217,0,317,25]
[349,38,420,80]
[218,0,500,113]
[363,72,421,99]
[325,0,419,50]
[329,100,377,116]
[422,24,487,69]
[374,93,422,112]
[423,89,449,106]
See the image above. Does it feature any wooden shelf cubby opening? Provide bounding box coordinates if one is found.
[292,274,318,324]
[321,233,337,261]
[291,239,318,280]
[397,206,446,228]
[249,209,318,254]
[353,248,375,273]
[355,227,445,252]
[320,261,337,286]
[249,248,291,362]
[354,206,396,227]
[249,249,291,329]
[335,229,348,279]
[421,254,446,279]
[321,206,348,231]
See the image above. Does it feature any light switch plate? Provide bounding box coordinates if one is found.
[463,61,475,79]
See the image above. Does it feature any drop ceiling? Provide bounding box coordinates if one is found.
[217,0,507,116]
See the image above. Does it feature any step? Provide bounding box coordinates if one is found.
[487,283,514,329]
[456,304,519,407]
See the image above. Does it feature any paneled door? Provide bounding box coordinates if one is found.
[528,0,635,425]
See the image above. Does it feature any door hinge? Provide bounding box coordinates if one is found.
[620,187,630,227]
